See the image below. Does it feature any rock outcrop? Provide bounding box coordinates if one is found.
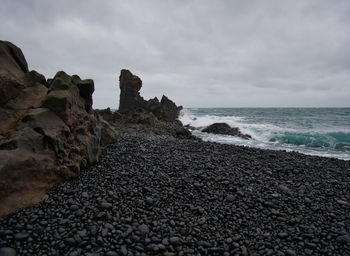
[98,69,193,139]
[118,69,182,122]
[118,69,145,113]
[0,41,115,217]
[148,95,183,122]
[0,40,28,77]
[0,40,48,135]
[202,122,252,140]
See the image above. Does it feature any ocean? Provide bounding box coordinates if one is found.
[179,108,350,160]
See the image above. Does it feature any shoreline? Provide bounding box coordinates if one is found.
[191,131,350,162]
[1,132,349,255]
[180,107,350,161]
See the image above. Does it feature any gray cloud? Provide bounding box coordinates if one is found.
[1,0,349,108]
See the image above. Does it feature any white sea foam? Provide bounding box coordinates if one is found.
[192,130,350,160]
[179,109,244,129]
[179,109,284,141]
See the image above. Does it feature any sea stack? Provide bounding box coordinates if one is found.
[118,69,145,113]
[118,69,182,122]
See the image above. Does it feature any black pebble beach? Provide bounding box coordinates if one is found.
[0,133,349,255]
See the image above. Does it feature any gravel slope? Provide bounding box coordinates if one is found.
[0,133,349,256]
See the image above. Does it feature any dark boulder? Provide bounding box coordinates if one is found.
[202,123,252,140]
[184,124,197,131]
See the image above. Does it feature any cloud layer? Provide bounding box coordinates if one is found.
[1,0,350,108]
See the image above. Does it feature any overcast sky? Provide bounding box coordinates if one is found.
[1,0,350,108]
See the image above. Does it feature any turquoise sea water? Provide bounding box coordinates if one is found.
[179,108,350,160]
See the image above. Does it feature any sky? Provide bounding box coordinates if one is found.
[1,0,350,108]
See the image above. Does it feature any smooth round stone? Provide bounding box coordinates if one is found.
[89,225,97,235]
[163,252,176,256]
[25,225,33,230]
[145,197,154,204]
[278,185,291,194]
[64,237,76,246]
[75,210,83,217]
[233,242,240,248]
[138,224,149,235]
[77,230,87,237]
[105,251,118,256]
[99,202,112,209]
[241,245,248,256]
[336,199,350,206]
[304,248,313,255]
[0,247,16,256]
[152,245,159,252]
[66,199,76,205]
[105,223,114,230]
[278,232,289,239]
[225,237,233,244]
[14,232,29,241]
[120,245,128,256]
[162,238,169,245]
[3,230,13,235]
[226,194,235,202]
[285,249,297,256]
[169,236,181,245]
[70,205,79,211]
[336,234,350,245]
[158,244,166,251]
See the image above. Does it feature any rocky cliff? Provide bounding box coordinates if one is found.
[0,41,118,216]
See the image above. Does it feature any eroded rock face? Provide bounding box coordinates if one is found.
[0,42,107,217]
[118,69,182,122]
[154,95,182,122]
[72,75,95,112]
[119,69,146,113]
[202,122,252,140]
[0,127,59,215]
[0,40,28,77]
[0,40,48,135]
[95,113,119,145]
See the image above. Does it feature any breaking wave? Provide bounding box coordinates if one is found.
[179,109,350,160]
